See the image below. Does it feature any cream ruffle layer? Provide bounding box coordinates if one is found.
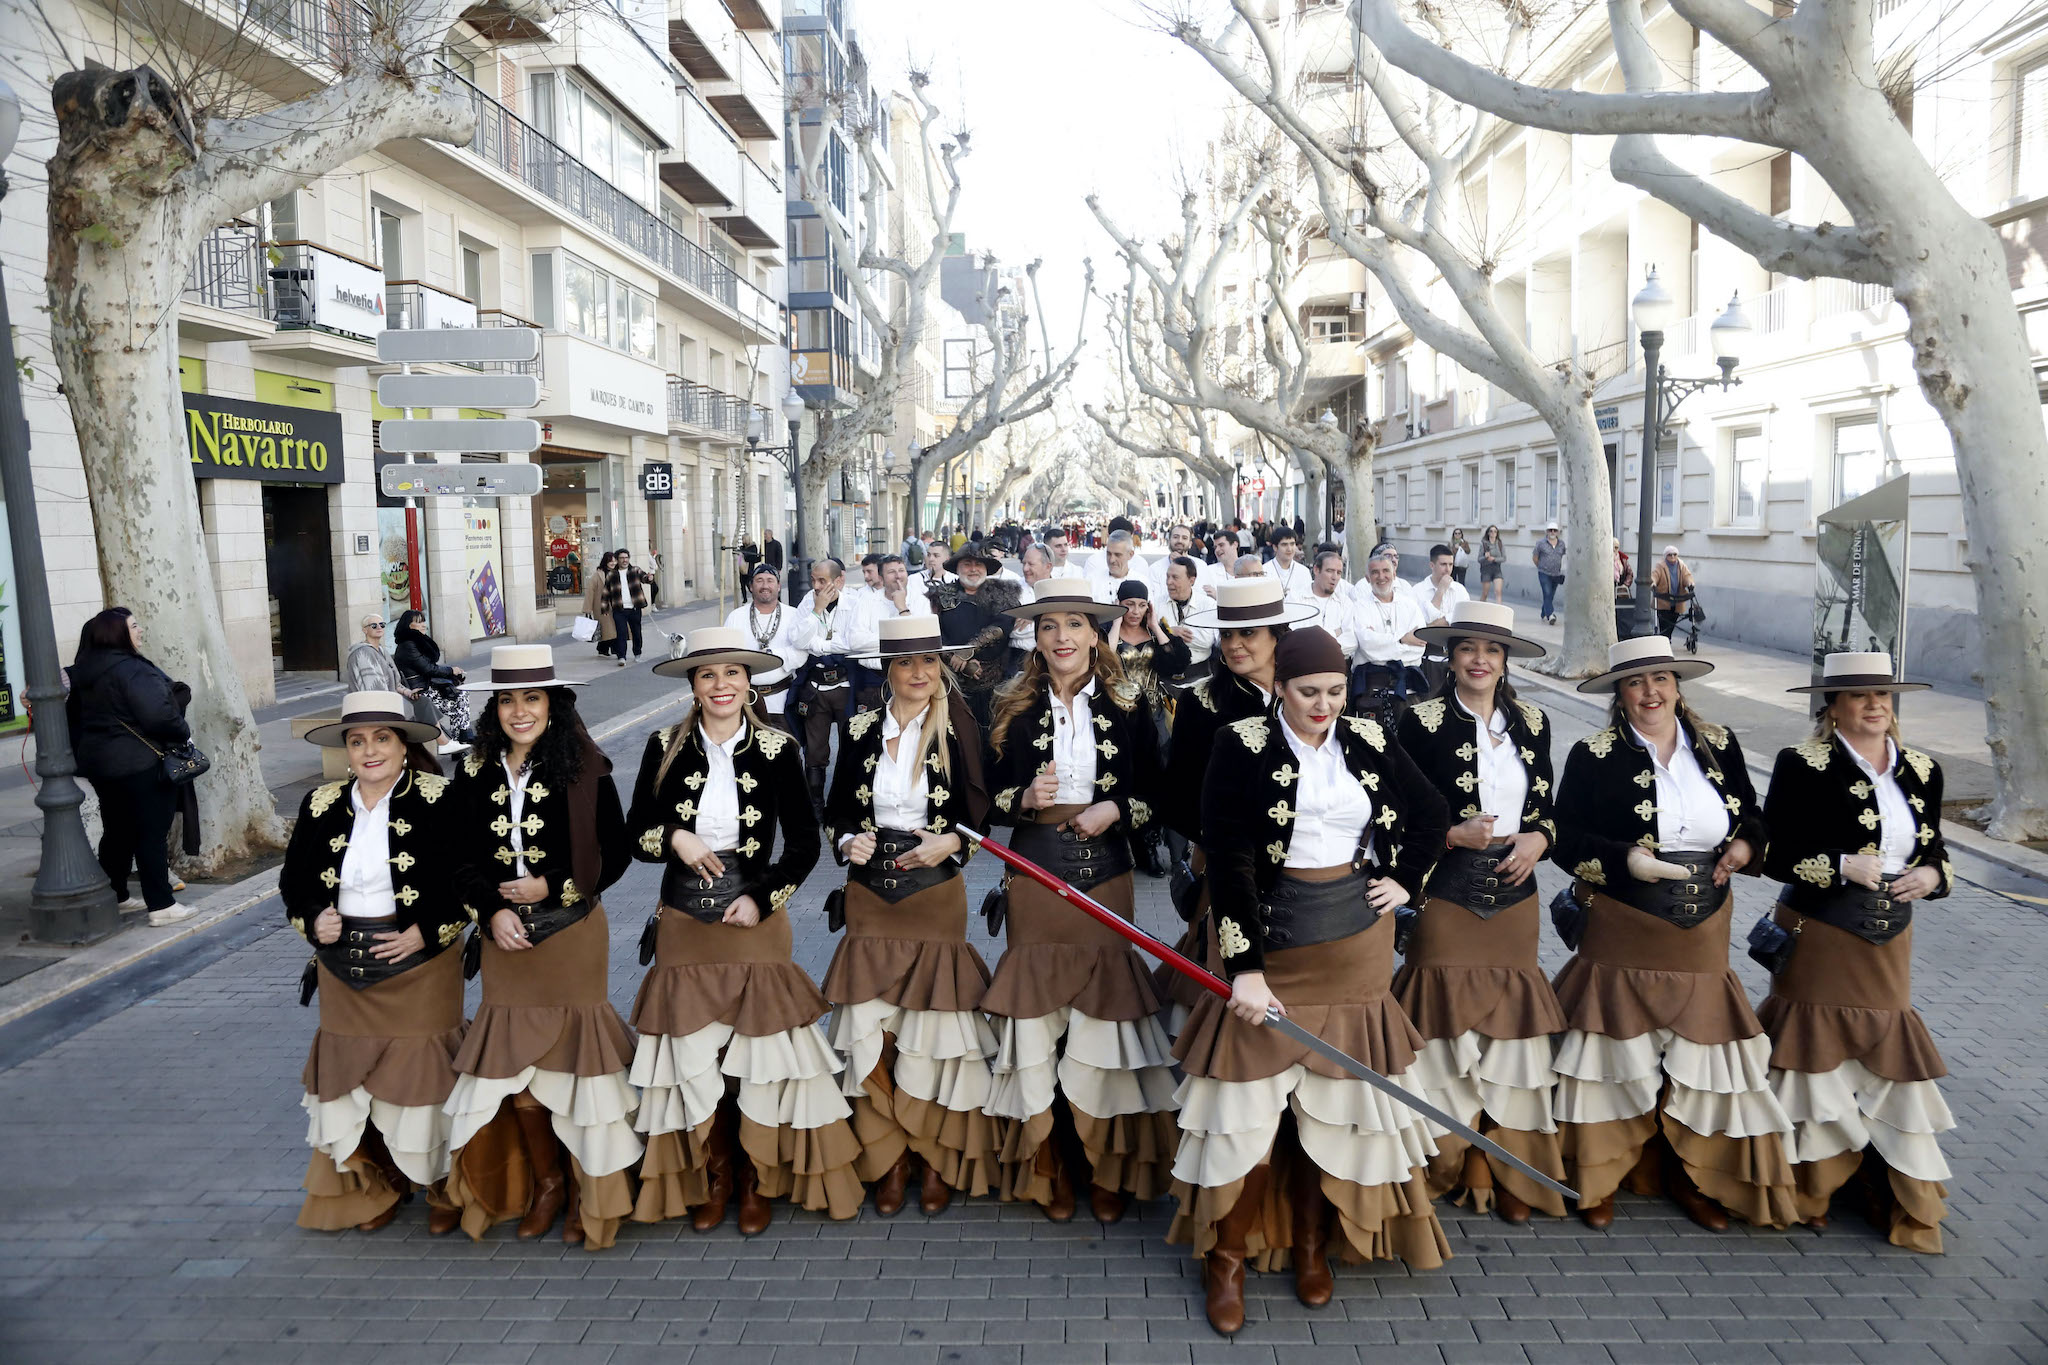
[1555,1027,1792,1140]
[828,998,998,1113]
[1171,1065,1442,1190]
[630,1021,853,1138]
[304,1087,452,1187]
[985,1006,1179,1124]
[444,1066,642,1178]
[1404,1031,1559,1137]
[1770,1059,1954,1183]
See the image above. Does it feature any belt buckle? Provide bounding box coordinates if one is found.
[350,967,364,979]
[1683,883,1701,896]
[880,858,897,871]
[1482,876,1498,888]
[348,948,363,959]
[698,898,716,911]
[882,878,898,890]
[1876,897,1892,911]
[1075,847,1096,861]
[1867,917,1891,931]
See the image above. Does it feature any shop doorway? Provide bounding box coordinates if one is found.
[263,485,338,672]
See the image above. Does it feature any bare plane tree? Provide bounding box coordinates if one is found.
[1351,0,2048,836]
[1085,299,1238,520]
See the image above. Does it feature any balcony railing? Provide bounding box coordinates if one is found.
[478,310,545,379]
[184,223,265,314]
[384,279,477,332]
[666,377,751,437]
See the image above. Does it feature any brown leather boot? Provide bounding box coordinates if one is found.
[1044,1153,1077,1223]
[355,1202,401,1233]
[1203,1163,1270,1336]
[1664,1152,1729,1232]
[1292,1156,1333,1308]
[1089,1184,1127,1225]
[514,1103,565,1240]
[1579,1195,1616,1230]
[735,1148,771,1237]
[919,1160,952,1216]
[426,1181,460,1237]
[561,1173,584,1247]
[1494,1184,1532,1224]
[692,1107,735,1232]
[874,1152,913,1217]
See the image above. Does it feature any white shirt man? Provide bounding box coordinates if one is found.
[1011,544,1054,651]
[868,556,934,622]
[1200,534,1243,598]
[1354,557,1428,668]
[1263,532,1315,602]
[1159,555,1214,672]
[1147,526,1197,599]
[1303,551,1357,657]
[723,567,807,717]
[913,543,952,599]
[1043,530,1073,575]
[1086,533,1148,604]
[1415,547,1470,626]
[1353,547,1422,611]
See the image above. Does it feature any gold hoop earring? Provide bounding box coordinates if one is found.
[746,688,761,706]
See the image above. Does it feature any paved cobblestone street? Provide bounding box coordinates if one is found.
[2,694,2044,1365]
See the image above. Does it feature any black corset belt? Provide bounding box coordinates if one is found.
[1426,843,1532,919]
[316,915,430,989]
[1611,849,1723,928]
[852,827,957,904]
[661,859,747,924]
[1779,883,1913,945]
[1261,870,1379,951]
[516,899,595,947]
[1010,819,1134,891]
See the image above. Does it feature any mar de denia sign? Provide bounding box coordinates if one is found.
[183,393,346,484]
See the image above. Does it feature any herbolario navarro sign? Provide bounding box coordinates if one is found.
[184,393,346,484]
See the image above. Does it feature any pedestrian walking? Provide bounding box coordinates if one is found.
[1171,626,1452,1336]
[821,615,1001,1216]
[1479,526,1505,604]
[1450,531,1472,587]
[1532,523,1566,624]
[625,627,861,1234]
[1549,637,1796,1232]
[981,579,1178,1226]
[581,551,620,659]
[1395,603,1568,1221]
[600,549,658,666]
[1758,652,1955,1252]
[345,613,415,701]
[441,646,640,1250]
[392,610,474,744]
[66,607,194,925]
[284,692,466,1236]
[1652,546,1697,639]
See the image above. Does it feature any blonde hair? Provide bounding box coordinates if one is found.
[885,656,961,781]
[1605,680,1706,736]
[652,669,775,790]
[988,629,1129,757]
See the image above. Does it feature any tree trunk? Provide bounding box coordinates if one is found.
[45,191,286,871]
[1339,447,1377,572]
[1210,470,1235,524]
[1533,397,1619,678]
[1294,450,1328,547]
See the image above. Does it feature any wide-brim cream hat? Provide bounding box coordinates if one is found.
[1576,635,1716,693]
[1787,650,1929,695]
[304,690,443,747]
[651,625,783,679]
[1181,577,1321,630]
[1414,600,1547,660]
[854,613,976,667]
[459,643,587,691]
[1007,577,1124,623]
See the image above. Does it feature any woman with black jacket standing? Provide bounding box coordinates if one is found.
[623,627,861,1236]
[439,646,640,1251]
[392,610,473,743]
[283,692,467,1235]
[66,607,193,925]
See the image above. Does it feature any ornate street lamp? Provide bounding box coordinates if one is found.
[0,79,121,942]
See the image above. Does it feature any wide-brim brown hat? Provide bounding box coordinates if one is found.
[1007,577,1124,623]
[1181,577,1321,630]
[1576,636,1716,693]
[855,613,978,667]
[458,644,588,692]
[304,690,443,747]
[651,625,783,679]
[1415,600,1547,660]
[1787,650,1930,695]
[945,544,1005,575]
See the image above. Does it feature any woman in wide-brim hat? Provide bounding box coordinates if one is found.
[820,615,1001,1217]
[442,645,642,1251]
[980,578,1179,1225]
[1392,602,1569,1222]
[1547,636,1797,1233]
[285,692,469,1236]
[1758,652,1955,1252]
[625,627,861,1235]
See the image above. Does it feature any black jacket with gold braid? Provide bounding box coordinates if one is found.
[1162,670,1270,843]
[823,699,990,861]
[626,719,819,917]
[1549,714,1765,890]
[1397,693,1559,851]
[1201,714,1449,978]
[454,744,632,915]
[1761,735,1953,900]
[985,676,1164,838]
[280,769,472,953]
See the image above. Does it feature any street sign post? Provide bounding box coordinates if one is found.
[377,418,543,454]
[379,463,543,498]
[375,328,540,365]
[376,373,539,410]
[373,327,544,469]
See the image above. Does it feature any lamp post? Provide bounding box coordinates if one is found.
[0,81,120,943]
[1317,407,1339,541]
[749,389,810,601]
[1628,266,1750,639]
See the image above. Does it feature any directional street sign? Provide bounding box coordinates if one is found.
[376,328,540,365]
[376,373,540,410]
[377,419,543,454]
[379,462,544,498]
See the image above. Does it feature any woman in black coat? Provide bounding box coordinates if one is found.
[392,609,473,743]
[66,607,192,924]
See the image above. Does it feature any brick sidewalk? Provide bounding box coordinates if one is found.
[0,688,2044,1365]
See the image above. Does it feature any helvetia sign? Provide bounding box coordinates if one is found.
[184,393,346,485]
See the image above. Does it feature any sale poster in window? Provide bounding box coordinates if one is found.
[465,503,507,640]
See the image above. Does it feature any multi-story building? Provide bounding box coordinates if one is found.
[1236,0,2042,683]
[1,0,792,705]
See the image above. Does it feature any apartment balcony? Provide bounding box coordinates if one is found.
[1302,336,1366,406]
[703,32,781,139]
[248,239,384,366]
[384,279,478,333]
[662,92,743,205]
[179,223,275,342]
[1293,249,1366,307]
[669,0,740,80]
[726,0,775,28]
[712,154,785,250]
[461,0,549,41]
[667,376,751,441]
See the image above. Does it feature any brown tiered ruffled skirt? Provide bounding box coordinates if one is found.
[1392,893,1570,1215]
[1551,892,1797,1228]
[628,906,863,1225]
[1758,909,1952,1252]
[443,907,641,1249]
[822,876,1001,1194]
[1169,912,1450,1270]
[298,942,466,1230]
[981,809,1179,1206]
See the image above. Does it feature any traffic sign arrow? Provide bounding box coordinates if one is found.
[376,328,541,364]
[379,462,543,498]
[376,373,540,410]
[377,419,543,454]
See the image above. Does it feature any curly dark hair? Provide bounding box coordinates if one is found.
[1428,636,1520,712]
[472,685,590,787]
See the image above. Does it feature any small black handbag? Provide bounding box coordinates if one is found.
[122,720,211,785]
[1746,913,1798,975]
[1168,856,1203,922]
[981,880,1008,936]
[298,957,318,1007]
[1549,884,1589,951]
[823,887,847,934]
[639,909,662,966]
